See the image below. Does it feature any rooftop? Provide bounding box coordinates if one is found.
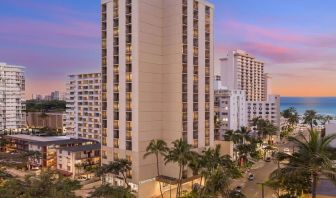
[59,143,101,153]
[5,134,94,146]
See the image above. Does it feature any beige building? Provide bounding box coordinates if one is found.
[101,0,214,196]
[57,143,101,179]
[220,50,267,101]
[27,112,65,132]
[66,73,102,142]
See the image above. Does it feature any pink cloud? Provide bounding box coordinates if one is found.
[219,19,336,49]
[0,17,99,49]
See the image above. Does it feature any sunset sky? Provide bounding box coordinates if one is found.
[1,0,336,97]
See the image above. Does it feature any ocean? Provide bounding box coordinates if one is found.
[280,97,336,115]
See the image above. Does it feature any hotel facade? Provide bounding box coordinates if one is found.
[101,0,214,196]
[0,62,26,133]
[220,50,267,101]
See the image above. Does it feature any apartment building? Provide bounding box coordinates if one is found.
[214,89,247,140]
[66,73,101,142]
[101,0,214,196]
[247,95,281,128]
[220,50,266,101]
[0,62,26,133]
[4,134,97,170]
[57,143,101,179]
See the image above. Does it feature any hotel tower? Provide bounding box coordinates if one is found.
[101,0,214,196]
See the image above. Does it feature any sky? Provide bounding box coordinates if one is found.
[0,0,336,97]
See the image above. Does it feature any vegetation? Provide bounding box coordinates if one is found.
[0,170,81,198]
[143,139,168,198]
[96,159,132,188]
[26,99,66,112]
[165,139,195,197]
[282,107,300,128]
[90,184,135,198]
[303,110,318,131]
[269,130,336,198]
[141,139,242,198]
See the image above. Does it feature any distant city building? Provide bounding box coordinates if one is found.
[65,73,101,142]
[214,89,247,140]
[51,91,60,100]
[101,0,214,196]
[220,50,267,101]
[0,62,26,133]
[247,95,281,128]
[262,73,272,101]
[27,112,66,132]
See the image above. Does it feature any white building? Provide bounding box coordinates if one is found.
[247,95,281,128]
[65,73,101,142]
[215,89,247,140]
[220,50,267,101]
[101,0,214,197]
[325,120,336,147]
[0,62,26,133]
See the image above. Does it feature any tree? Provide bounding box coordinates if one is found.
[0,178,25,198]
[164,139,194,198]
[282,107,299,127]
[24,171,81,198]
[21,150,42,170]
[224,130,243,144]
[96,159,132,189]
[303,110,318,131]
[143,139,168,198]
[270,130,336,198]
[90,184,135,198]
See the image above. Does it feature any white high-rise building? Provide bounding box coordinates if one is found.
[65,73,101,142]
[220,50,266,101]
[0,62,26,132]
[214,89,247,140]
[247,95,281,128]
[101,0,214,196]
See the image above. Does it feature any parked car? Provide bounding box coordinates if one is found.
[248,174,254,181]
[265,157,271,162]
[235,186,242,193]
[77,176,88,181]
[284,148,291,155]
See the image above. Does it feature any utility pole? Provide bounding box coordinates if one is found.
[257,182,265,198]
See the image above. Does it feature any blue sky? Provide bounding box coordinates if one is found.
[1,0,336,96]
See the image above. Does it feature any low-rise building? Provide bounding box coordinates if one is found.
[57,144,101,179]
[214,89,247,140]
[4,134,99,170]
[247,95,281,130]
[26,112,66,132]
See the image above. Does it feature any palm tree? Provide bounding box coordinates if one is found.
[271,130,336,198]
[143,139,168,198]
[303,110,318,131]
[164,139,194,198]
[282,107,299,128]
[224,130,242,144]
